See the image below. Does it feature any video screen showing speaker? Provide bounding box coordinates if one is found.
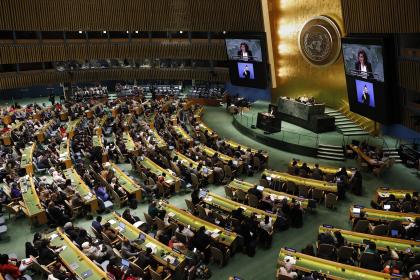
[226,36,267,89]
[342,42,384,82]
[225,39,263,62]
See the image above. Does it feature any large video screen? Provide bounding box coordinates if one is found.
[342,43,384,82]
[342,37,393,124]
[225,39,263,62]
[237,63,255,80]
[355,79,375,108]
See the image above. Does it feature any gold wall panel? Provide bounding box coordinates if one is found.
[0,0,264,32]
[0,68,229,90]
[398,60,420,93]
[0,40,227,64]
[269,0,347,108]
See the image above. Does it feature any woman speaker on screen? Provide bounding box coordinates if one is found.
[237,43,253,61]
[355,49,374,79]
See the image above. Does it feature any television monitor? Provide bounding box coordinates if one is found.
[342,42,384,82]
[225,39,263,62]
[237,63,255,80]
[355,80,375,108]
[342,37,393,124]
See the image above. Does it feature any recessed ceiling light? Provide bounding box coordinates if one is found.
[103,31,107,34]
[135,30,139,34]
[223,31,227,34]
[179,30,183,34]
[78,31,83,34]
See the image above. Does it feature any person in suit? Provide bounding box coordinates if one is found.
[362,85,371,106]
[355,49,373,79]
[237,43,253,61]
[243,65,251,79]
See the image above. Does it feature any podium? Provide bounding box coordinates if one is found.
[256,112,282,133]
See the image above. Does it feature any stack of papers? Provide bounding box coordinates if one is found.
[145,243,158,254]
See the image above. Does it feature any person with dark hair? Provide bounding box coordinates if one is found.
[38,239,57,265]
[237,43,253,61]
[0,254,22,278]
[91,216,103,234]
[355,49,373,79]
[136,247,155,269]
[350,170,363,196]
[242,65,251,79]
[301,244,315,256]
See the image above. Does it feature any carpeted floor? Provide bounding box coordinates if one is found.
[1,104,419,280]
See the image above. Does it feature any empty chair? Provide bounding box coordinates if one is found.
[259,178,269,188]
[312,189,324,202]
[286,181,297,194]
[184,199,196,213]
[210,246,227,267]
[371,224,388,236]
[144,213,156,227]
[298,185,310,198]
[235,189,247,203]
[317,243,337,261]
[149,267,170,280]
[253,157,261,171]
[223,165,234,182]
[337,246,354,264]
[196,204,209,220]
[190,173,200,189]
[247,193,259,208]
[360,252,383,271]
[324,193,338,209]
[353,220,371,234]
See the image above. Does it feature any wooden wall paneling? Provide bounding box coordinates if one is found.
[398,60,420,92]
[342,0,420,33]
[0,0,264,32]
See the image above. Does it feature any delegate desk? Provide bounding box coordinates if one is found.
[123,131,138,155]
[375,187,418,203]
[224,139,269,161]
[197,144,242,168]
[110,162,142,201]
[228,179,309,209]
[59,138,72,169]
[35,119,56,142]
[49,229,107,280]
[1,121,23,145]
[122,113,133,131]
[349,205,420,225]
[289,160,353,177]
[197,122,217,139]
[171,151,214,183]
[318,226,420,253]
[66,119,81,139]
[149,129,168,150]
[62,168,98,214]
[137,156,181,192]
[173,125,193,144]
[278,248,393,280]
[202,192,277,226]
[95,115,108,136]
[106,213,186,275]
[349,144,386,168]
[20,175,47,225]
[92,134,108,162]
[262,169,337,193]
[159,201,238,249]
[20,143,35,175]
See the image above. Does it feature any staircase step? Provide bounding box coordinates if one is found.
[318,147,344,153]
[318,144,343,150]
[337,124,361,129]
[326,112,344,117]
[317,154,345,161]
[318,150,344,156]
[343,131,369,136]
[335,120,355,125]
[340,127,366,132]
